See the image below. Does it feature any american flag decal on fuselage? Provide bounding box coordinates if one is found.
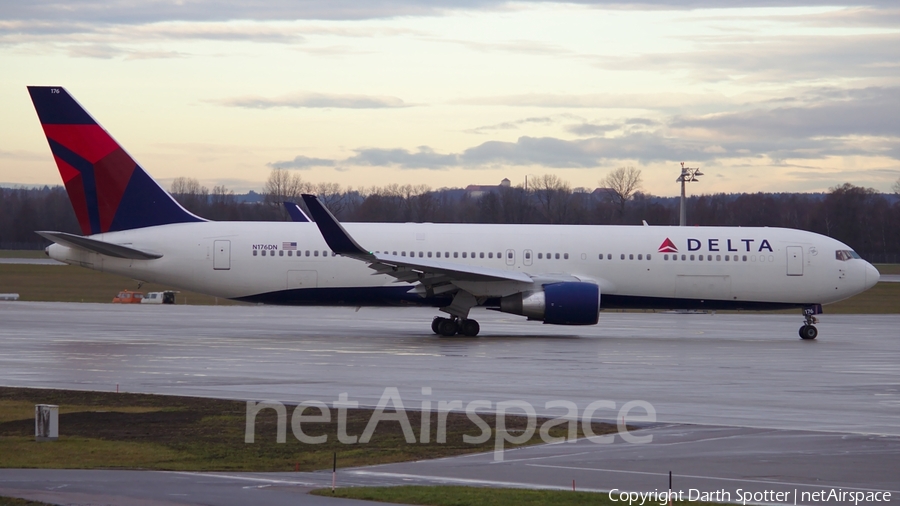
[283,242,297,251]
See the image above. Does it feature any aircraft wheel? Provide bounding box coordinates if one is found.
[431,317,445,335]
[460,319,480,337]
[799,325,818,340]
[437,319,459,337]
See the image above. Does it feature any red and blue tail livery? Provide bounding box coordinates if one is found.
[28,86,203,235]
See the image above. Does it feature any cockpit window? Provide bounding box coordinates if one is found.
[835,250,861,261]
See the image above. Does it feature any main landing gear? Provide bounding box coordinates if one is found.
[432,316,480,337]
[799,306,819,340]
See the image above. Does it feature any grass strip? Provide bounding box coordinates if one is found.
[312,486,730,506]
[0,497,53,506]
[0,387,618,472]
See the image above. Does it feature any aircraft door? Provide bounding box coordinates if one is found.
[213,240,231,270]
[505,249,515,266]
[786,246,803,276]
[523,249,533,266]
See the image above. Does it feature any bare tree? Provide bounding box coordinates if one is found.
[602,166,642,216]
[529,174,572,223]
[169,177,208,214]
[892,177,900,194]
[317,182,348,218]
[263,168,311,210]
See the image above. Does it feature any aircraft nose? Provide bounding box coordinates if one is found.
[865,262,880,290]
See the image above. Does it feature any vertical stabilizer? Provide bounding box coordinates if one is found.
[28,86,204,235]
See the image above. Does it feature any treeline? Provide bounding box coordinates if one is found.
[2,175,899,261]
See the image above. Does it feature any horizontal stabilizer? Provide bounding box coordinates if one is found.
[283,201,310,222]
[36,231,162,260]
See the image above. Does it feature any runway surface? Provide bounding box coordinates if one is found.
[1,302,899,505]
[1,301,898,435]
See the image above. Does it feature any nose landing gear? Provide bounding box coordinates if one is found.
[432,316,480,337]
[799,306,820,340]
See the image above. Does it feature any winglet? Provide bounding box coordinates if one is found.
[283,201,310,222]
[301,194,369,256]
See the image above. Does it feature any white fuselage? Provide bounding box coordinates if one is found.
[48,222,878,309]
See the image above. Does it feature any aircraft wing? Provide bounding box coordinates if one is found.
[300,195,533,296]
[36,231,163,260]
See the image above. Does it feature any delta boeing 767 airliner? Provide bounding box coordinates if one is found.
[27,86,879,339]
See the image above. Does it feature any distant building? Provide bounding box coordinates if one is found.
[465,178,511,199]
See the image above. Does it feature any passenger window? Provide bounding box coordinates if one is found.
[607,254,612,260]
[647,254,651,260]
[480,252,484,258]
[707,255,712,261]
[418,252,423,258]
[435,252,440,258]
[428,252,432,258]
[664,254,668,260]
[681,255,686,260]
[314,250,319,257]
[690,255,694,261]
[716,255,721,261]
[539,253,543,259]
[278,250,283,256]
[598,254,603,260]
[629,254,634,260]
[508,252,513,259]
[564,253,569,259]
[698,254,703,261]
[621,254,625,260]
[324,251,328,256]
[638,254,643,260]
[743,255,747,261]
[454,252,459,258]
[253,250,258,256]
[524,252,531,259]
[489,252,493,258]
[555,253,560,259]
[462,252,467,258]
[472,252,476,258]
[401,251,407,257]
[725,255,730,261]
[445,252,450,257]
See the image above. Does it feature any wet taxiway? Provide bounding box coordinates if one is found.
[1,302,898,434]
[0,302,898,505]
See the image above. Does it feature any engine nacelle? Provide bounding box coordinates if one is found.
[499,282,600,325]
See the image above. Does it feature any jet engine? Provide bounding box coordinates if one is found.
[499,282,600,325]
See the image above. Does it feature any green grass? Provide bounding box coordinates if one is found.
[0,387,618,472]
[874,264,900,275]
[0,250,45,259]
[312,486,730,506]
[0,263,238,305]
[0,497,53,506]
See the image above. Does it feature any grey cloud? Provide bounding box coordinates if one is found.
[217,92,411,109]
[268,155,336,169]
[566,123,617,136]
[465,116,555,134]
[454,92,733,113]
[346,146,459,169]
[671,86,900,139]
[7,1,900,25]
[596,33,900,84]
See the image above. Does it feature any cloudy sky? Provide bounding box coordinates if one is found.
[2,1,899,196]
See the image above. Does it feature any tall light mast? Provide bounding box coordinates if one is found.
[677,162,703,226]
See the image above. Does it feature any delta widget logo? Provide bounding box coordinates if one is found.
[658,238,678,253]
